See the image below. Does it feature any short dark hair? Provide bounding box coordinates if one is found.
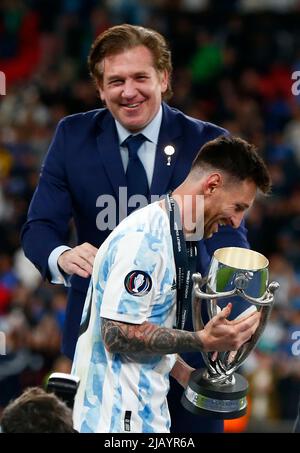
[88,24,173,100]
[0,387,76,433]
[191,135,271,194]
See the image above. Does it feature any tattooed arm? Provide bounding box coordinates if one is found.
[101,302,261,355]
[101,318,203,355]
[101,319,197,388]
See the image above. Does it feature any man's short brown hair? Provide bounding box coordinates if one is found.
[88,24,173,100]
[1,387,76,433]
[191,135,271,194]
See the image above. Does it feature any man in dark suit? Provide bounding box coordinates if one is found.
[21,24,248,432]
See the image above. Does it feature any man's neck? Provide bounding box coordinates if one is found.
[115,105,163,145]
[172,182,205,240]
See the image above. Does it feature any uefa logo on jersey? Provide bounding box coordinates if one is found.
[124,271,152,296]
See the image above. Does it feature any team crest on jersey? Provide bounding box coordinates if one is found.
[124,271,152,296]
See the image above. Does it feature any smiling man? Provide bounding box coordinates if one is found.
[72,135,271,433]
[22,24,261,433]
[98,45,168,132]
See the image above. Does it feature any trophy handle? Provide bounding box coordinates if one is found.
[224,281,279,376]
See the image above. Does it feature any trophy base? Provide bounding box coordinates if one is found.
[181,369,248,419]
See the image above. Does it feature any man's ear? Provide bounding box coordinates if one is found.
[202,173,222,196]
[160,69,169,94]
[96,80,105,102]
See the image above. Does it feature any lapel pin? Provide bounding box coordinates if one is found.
[164,145,175,166]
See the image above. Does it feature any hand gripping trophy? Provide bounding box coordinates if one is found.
[181,246,279,419]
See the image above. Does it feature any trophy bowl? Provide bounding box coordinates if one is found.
[181,246,279,419]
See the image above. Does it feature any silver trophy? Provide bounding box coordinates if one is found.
[181,246,279,419]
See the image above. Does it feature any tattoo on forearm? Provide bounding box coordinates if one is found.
[101,318,204,354]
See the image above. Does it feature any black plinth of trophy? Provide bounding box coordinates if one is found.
[181,369,249,419]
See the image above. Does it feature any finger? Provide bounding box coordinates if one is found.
[235,311,261,332]
[228,314,261,348]
[211,351,218,361]
[236,320,260,345]
[73,256,93,275]
[251,317,261,335]
[238,330,255,346]
[78,254,95,268]
[217,302,232,320]
[73,246,96,264]
[68,263,90,278]
[228,351,237,364]
[80,243,98,256]
[66,255,93,275]
[76,246,97,267]
[77,242,98,254]
[232,309,260,325]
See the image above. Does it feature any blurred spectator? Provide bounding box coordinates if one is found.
[190,29,223,84]
[13,248,41,291]
[248,351,279,421]
[284,103,300,167]
[0,310,44,412]
[276,303,300,420]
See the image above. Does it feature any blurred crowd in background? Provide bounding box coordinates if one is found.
[1,0,300,432]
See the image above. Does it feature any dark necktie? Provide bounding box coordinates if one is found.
[124,134,149,201]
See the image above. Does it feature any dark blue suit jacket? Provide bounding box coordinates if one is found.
[21,102,249,432]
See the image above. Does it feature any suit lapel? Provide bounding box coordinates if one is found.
[150,103,182,196]
[96,112,127,198]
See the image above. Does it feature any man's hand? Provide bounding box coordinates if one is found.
[57,242,98,278]
[198,303,261,353]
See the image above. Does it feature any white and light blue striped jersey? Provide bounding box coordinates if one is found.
[72,201,177,433]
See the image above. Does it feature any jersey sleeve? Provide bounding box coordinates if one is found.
[99,229,164,325]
